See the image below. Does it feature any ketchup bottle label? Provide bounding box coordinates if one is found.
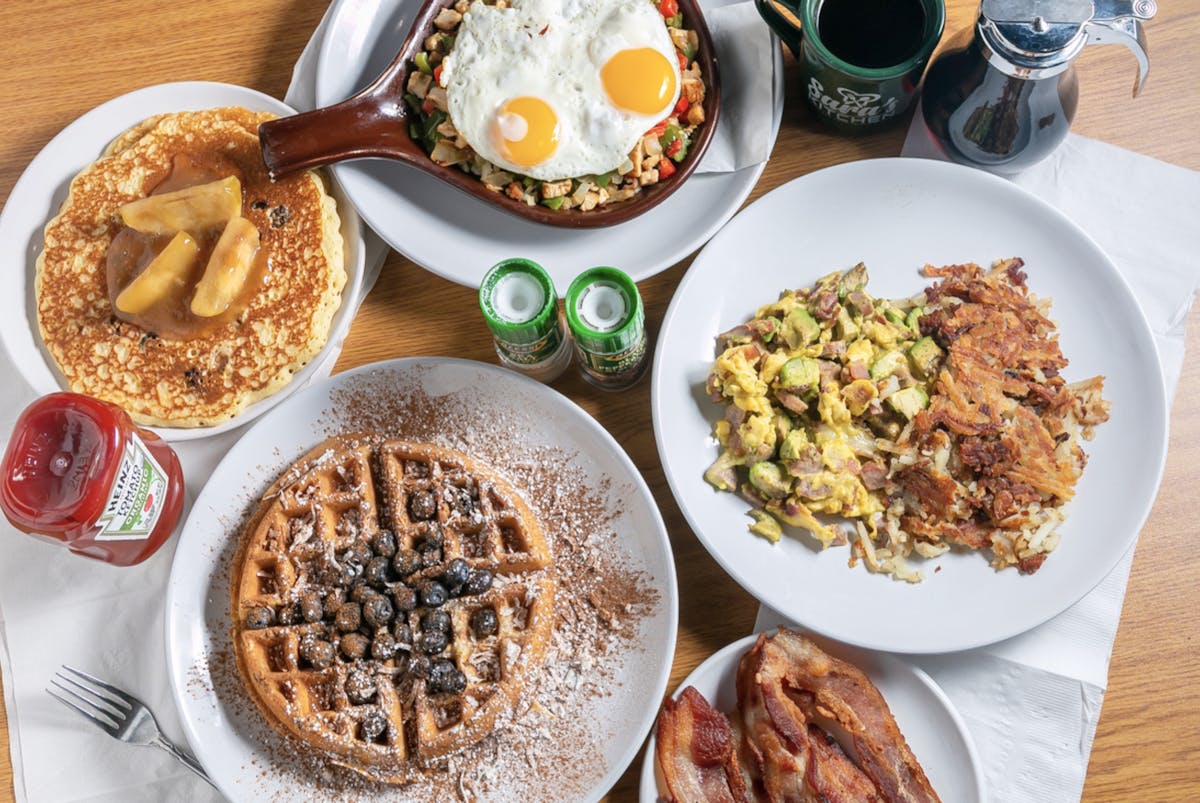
[94,433,170,542]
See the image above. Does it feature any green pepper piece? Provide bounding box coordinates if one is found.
[541,196,566,210]
[671,130,691,162]
[409,122,422,142]
[414,52,433,75]
[666,12,683,27]
[660,124,682,148]
[594,171,615,188]
[403,93,422,115]
[422,109,446,142]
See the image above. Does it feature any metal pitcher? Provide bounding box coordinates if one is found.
[921,0,1157,173]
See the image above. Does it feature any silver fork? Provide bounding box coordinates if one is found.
[47,665,216,788]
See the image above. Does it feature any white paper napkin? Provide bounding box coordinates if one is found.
[696,2,777,173]
[755,112,1200,803]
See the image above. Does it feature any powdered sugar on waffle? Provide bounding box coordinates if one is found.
[198,363,665,801]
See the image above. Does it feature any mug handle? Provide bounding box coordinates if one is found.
[753,0,804,60]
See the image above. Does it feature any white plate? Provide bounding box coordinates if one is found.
[638,632,985,801]
[164,357,678,802]
[314,0,784,291]
[651,158,1169,654]
[0,81,367,442]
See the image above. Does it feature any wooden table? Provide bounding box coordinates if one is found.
[1,1,1196,800]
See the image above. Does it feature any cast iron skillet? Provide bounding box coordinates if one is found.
[259,0,721,229]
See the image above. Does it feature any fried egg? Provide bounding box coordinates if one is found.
[441,0,682,181]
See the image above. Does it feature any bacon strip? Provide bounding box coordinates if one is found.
[747,630,940,803]
[656,686,751,803]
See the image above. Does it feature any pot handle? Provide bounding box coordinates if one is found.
[752,0,805,60]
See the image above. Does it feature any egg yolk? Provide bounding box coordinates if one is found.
[601,48,677,116]
[495,97,559,168]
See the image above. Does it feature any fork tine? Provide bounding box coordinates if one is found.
[60,666,134,710]
[47,684,120,733]
[52,673,128,719]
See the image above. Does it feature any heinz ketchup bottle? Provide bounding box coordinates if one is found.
[1,393,184,566]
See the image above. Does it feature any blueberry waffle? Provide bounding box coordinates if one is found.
[230,436,554,781]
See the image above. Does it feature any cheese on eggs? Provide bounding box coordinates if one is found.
[440,0,682,181]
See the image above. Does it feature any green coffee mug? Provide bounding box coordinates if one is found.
[754,0,945,132]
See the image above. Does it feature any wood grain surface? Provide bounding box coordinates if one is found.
[1,1,1197,800]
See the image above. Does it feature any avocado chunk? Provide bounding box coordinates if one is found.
[838,262,868,298]
[779,356,820,394]
[869,350,907,380]
[886,386,929,419]
[907,336,944,379]
[704,452,739,491]
[835,306,860,339]
[905,306,925,335]
[747,461,791,499]
[778,429,809,461]
[782,307,821,348]
[747,510,783,543]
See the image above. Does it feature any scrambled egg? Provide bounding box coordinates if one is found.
[705,264,941,552]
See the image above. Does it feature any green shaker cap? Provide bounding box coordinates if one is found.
[565,266,644,354]
[478,258,558,346]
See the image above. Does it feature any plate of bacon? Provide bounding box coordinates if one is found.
[641,628,985,802]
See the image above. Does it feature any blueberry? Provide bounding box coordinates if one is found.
[392,584,418,613]
[340,632,369,660]
[362,594,394,628]
[422,610,452,634]
[419,629,448,655]
[408,490,437,521]
[392,549,422,578]
[442,558,470,589]
[464,568,493,596]
[364,556,390,587]
[371,632,398,660]
[371,530,397,558]
[471,608,498,639]
[345,666,376,704]
[334,602,362,633]
[428,659,467,694]
[340,543,371,572]
[420,581,448,608]
[298,592,323,623]
[420,524,444,550]
[360,708,387,741]
[244,606,274,630]
[299,638,335,669]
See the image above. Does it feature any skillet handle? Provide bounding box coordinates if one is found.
[258,87,417,180]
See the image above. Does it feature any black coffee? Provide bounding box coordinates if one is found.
[816,0,927,69]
